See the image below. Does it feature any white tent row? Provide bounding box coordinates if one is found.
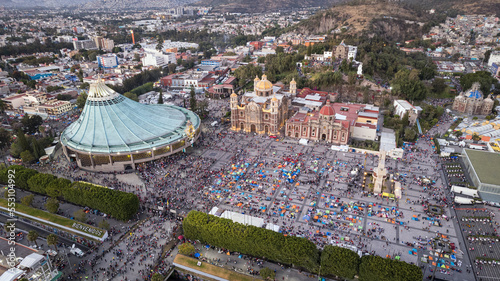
[331,145,349,152]
[451,185,479,198]
[454,196,475,205]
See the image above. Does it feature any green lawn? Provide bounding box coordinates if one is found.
[0,198,105,239]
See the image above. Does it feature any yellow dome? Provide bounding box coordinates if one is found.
[254,75,260,81]
[271,96,278,101]
[230,92,237,98]
[255,80,273,91]
[290,78,296,84]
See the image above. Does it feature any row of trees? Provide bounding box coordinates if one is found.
[0,40,73,56]
[10,129,53,163]
[183,211,319,271]
[0,165,139,221]
[183,211,422,281]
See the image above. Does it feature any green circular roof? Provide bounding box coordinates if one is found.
[61,80,200,154]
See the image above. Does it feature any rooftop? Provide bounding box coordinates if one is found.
[464,149,500,186]
[61,80,200,154]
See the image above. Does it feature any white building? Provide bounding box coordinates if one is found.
[73,39,97,50]
[142,52,176,67]
[348,46,358,60]
[488,51,500,67]
[393,100,422,126]
[97,54,119,68]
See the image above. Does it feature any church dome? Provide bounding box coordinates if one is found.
[319,103,335,116]
[465,82,483,99]
[255,74,273,91]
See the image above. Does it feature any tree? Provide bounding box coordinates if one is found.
[460,71,496,94]
[158,89,164,104]
[483,50,492,63]
[260,267,276,280]
[73,209,87,222]
[189,87,197,110]
[79,82,90,89]
[403,128,417,142]
[151,273,164,281]
[156,35,164,53]
[27,230,39,247]
[391,69,427,101]
[0,128,11,150]
[196,100,209,120]
[234,64,263,87]
[21,194,34,206]
[419,66,436,81]
[124,92,138,102]
[20,150,35,163]
[76,92,88,108]
[348,72,357,85]
[321,245,360,279]
[21,115,43,134]
[45,198,59,214]
[46,178,71,198]
[472,133,481,142]
[178,242,196,256]
[432,78,447,94]
[28,173,56,194]
[358,255,422,281]
[167,63,177,74]
[47,234,58,250]
[98,220,110,230]
[401,112,409,128]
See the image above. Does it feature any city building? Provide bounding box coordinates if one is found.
[286,100,350,144]
[393,100,423,126]
[161,72,209,88]
[462,149,500,203]
[230,74,289,135]
[286,102,379,143]
[60,79,200,172]
[93,36,114,52]
[488,51,500,67]
[72,39,97,50]
[97,54,119,68]
[452,82,494,115]
[37,99,72,116]
[333,40,357,61]
[142,52,176,67]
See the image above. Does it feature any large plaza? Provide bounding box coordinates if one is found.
[11,95,499,281]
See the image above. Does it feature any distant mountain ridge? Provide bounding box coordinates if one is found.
[295,0,499,41]
[0,0,92,8]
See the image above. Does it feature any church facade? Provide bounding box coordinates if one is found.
[285,100,350,144]
[230,75,290,135]
[452,82,494,115]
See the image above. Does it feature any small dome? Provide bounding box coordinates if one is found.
[255,74,273,91]
[271,96,278,102]
[254,75,260,81]
[320,104,335,116]
[230,92,237,98]
[290,78,296,85]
